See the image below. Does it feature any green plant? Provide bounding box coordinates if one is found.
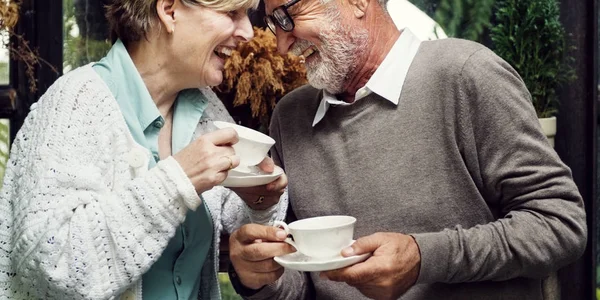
[0,61,8,84]
[63,0,111,71]
[490,0,575,118]
[408,0,495,42]
[219,273,242,300]
[432,0,495,42]
[0,120,9,188]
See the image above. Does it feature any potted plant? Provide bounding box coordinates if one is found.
[490,0,575,147]
[214,27,307,133]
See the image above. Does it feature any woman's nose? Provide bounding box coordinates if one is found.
[236,14,254,42]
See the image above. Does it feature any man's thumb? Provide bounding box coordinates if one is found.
[341,234,381,257]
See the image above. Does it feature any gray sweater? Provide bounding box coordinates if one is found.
[250,39,587,299]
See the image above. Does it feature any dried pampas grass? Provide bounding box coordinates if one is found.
[215,26,307,131]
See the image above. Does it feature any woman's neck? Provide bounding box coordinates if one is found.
[127,40,180,117]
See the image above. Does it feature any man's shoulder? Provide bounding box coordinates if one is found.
[419,38,490,66]
[275,84,321,113]
[271,84,321,129]
[281,84,321,103]
[412,38,501,79]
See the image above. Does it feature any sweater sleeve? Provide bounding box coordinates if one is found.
[204,186,288,235]
[0,77,200,299]
[194,87,289,233]
[412,48,587,283]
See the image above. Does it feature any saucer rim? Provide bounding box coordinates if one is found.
[227,167,284,179]
[219,167,284,187]
[273,240,371,272]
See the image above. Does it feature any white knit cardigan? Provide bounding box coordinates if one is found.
[0,65,288,300]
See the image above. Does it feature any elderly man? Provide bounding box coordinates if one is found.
[226,0,588,298]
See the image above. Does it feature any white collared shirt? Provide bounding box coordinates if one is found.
[312,28,422,126]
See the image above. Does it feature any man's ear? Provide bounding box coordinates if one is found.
[156,0,177,33]
[347,0,369,19]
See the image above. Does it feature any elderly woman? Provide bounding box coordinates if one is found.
[0,0,288,299]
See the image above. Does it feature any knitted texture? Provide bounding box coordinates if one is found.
[0,65,288,300]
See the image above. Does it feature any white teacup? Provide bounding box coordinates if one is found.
[274,216,356,259]
[213,121,275,169]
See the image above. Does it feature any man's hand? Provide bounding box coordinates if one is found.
[321,232,421,300]
[230,157,288,210]
[229,224,296,290]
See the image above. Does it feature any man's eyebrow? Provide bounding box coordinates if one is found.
[287,2,302,15]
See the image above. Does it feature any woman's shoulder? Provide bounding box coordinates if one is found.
[18,65,129,149]
[34,65,121,122]
[43,64,111,102]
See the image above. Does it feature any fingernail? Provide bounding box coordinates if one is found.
[276,230,287,239]
[342,247,354,256]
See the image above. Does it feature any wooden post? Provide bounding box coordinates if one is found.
[556,0,597,299]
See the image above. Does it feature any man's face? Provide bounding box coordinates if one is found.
[265,0,368,94]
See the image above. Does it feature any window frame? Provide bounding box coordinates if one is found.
[0,0,62,143]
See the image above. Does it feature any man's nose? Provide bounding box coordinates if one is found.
[275,27,295,55]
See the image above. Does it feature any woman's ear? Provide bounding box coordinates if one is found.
[347,0,369,19]
[156,0,177,33]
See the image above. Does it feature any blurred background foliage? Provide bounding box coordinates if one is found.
[63,0,111,71]
[409,0,495,43]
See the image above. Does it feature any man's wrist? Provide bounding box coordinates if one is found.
[227,263,265,297]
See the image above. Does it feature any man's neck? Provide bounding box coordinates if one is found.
[339,18,401,103]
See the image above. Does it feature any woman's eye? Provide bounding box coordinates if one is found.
[227,10,239,17]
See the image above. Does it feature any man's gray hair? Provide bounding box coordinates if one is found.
[318,0,389,13]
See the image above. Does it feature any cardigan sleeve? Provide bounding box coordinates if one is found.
[0,73,199,299]
[412,47,587,284]
[196,87,288,234]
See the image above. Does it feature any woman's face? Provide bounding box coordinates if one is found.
[170,2,253,87]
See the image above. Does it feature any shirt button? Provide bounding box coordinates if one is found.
[175,276,182,285]
[153,119,165,128]
[153,154,160,162]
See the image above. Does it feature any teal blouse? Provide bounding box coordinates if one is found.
[93,40,214,300]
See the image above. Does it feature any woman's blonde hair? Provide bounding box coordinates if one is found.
[106,0,260,43]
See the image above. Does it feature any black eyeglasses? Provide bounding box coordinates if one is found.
[264,0,301,34]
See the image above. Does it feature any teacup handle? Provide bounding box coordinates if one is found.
[273,220,298,250]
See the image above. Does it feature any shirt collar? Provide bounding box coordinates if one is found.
[312,28,422,127]
[94,40,209,154]
[94,39,162,133]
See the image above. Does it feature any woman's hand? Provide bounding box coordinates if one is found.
[229,157,288,210]
[174,128,240,193]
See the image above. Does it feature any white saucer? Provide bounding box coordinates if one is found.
[220,166,284,188]
[274,247,371,272]
[229,165,261,175]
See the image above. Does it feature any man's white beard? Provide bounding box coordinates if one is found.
[291,10,368,94]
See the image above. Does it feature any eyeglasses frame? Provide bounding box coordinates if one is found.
[264,0,302,34]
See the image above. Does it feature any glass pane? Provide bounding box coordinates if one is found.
[0,31,9,85]
[63,0,111,73]
[0,119,9,188]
